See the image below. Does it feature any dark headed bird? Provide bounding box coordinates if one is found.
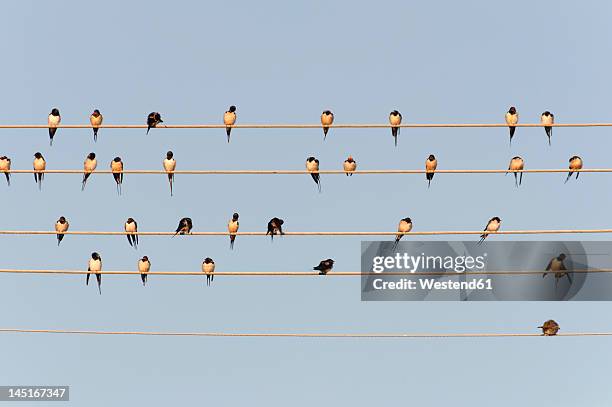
[543,253,571,287]
[505,106,518,145]
[146,112,163,134]
[478,217,501,244]
[223,105,237,142]
[228,212,239,249]
[138,256,150,286]
[394,217,413,248]
[343,156,356,176]
[124,217,138,249]
[202,257,215,286]
[320,110,334,140]
[0,156,11,186]
[538,319,560,336]
[163,151,176,196]
[174,217,193,236]
[90,109,103,142]
[541,111,554,145]
[86,252,102,295]
[314,259,334,275]
[110,157,123,195]
[306,156,321,192]
[565,156,583,183]
[33,152,46,190]
[425,154,437,188]
[389,110,402,146]
[82,152,97,191]
[506,156,524,187]
[267,217,284,240]
[55,216,69,246]
[48,108,61,146]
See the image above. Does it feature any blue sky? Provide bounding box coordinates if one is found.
[1,0,612,405]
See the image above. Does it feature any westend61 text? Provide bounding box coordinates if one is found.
[372,278,493,291]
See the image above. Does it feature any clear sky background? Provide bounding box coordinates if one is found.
[1,0,611,405]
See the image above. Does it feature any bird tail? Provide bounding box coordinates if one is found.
[230,235,236,249]
[323,127,328,140]
[565,172,572,184]
[86,273,90,286]
[96,274,102,295]
[57,235,63,246]
[82,174,90,191]
[93,128,98,142]
[146,126,151,135]
[168,174,173,196]
[392,236,401,250]
[226,127,231,142]
[392,127,399,143]
[4,172,9,186]
[477,234,486,245]
[49,128,56,146]
[141,274,147,286]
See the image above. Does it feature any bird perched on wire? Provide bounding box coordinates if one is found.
[565,155,582,183]
[343,156,356,176]
[202,257,215,286]
[314,259,334,275]
[90,109,103,142]
[48,108,61,146]
[86,252,102,295]
[320,110,334,140]
[163,151,176,196]
[389,110,402,146]
[394,217,413,248]
[541,111,554,145]
[506,156,524,187]
[478,217,501,244]
[146,112,163,134]
[81,152,97,191]
[55,216,69,246]
[223,105,237,143]
[174,217,193,236]
[505,106,518,145]
[425,154,437,188]
[267,217,284,240]
[538,320,560,336]
[33,152,46,190]
[110,157,123,195]
[306,156,321,192]
[138,256,150,286]
[0,156,11,186]
[125,217,138,249]
[228,212,239,249]
[543,253,572,287]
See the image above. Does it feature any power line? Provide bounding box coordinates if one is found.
[0,169,605,175]
[0,123,611,129]
[0,268,609,276]
[0,229,611,236]
[0,327,607,338]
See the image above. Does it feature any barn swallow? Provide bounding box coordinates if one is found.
[81,152,97,190]
[110,157,123,195]
[86,252,102,295]
[320,110,334,140]
[146,112,163,134]
[306,156,321,192]
[266,217,284,240]
[389,110,402,146]
[138,256,150,286]
[55,216,69,246]
[125,217,138,249]
[478,217,501,244]
[505,106,518,145]
[565,156,583,183]
[538,319,560,336]
[343,156,356,176]
[425,154,437,187]
[541,111,554,145]
[314,259,334,275]
[224,105,237,143]
[174,217,193,236]
[393,217,413,248]
[202,257,215,286]
[33,152,46,190]
[228,212,239,249]
[506,156,524,187]
[0,156,11,186]
[543,253,572,287]
[90,109,103,142]
[48,108,61,146]
[163,151,176,196]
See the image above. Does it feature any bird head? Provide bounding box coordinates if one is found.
[58,216,66,223]
[232,213,239,221]
[87,152,96,160]
[92,109,101,116]
[91,252,100,260]
[51,108,60,116]
[508,106,516,114]
[113,156,122,162]
[141,256,149,262]
[428,154,435,161]
[229,105,236,113]
[166,151,174,159]
[34,152,43,159]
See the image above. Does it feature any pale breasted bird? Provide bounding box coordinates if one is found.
[110,156,124,195]
[389,110,402,146]
[541,111,554,145]
[86,252,102,295]
[306,156,321,192]
[55,216,69,246]
[125,217,138,249]
[320,110,334,140]
[33,152,46,190]
[343,156,356,176]
[48,108,61,146]
[543,253,572,287]
[478,217,501,244]
[223,105,237,143]
[82,152,97,191]
[174,217,193,236]
[228,212,239,249]
[565,156,583,183]
[147,112,163,134]
[163,151,176,196]
[202,257,215,286]
[0,156,11,186]
[394,217,413,248]
[505,106,518,145]
[138,256,151,286]
[90,109,103,142]
[538,319,560,336]
[425,154,437,188]
[506,156,524,187]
